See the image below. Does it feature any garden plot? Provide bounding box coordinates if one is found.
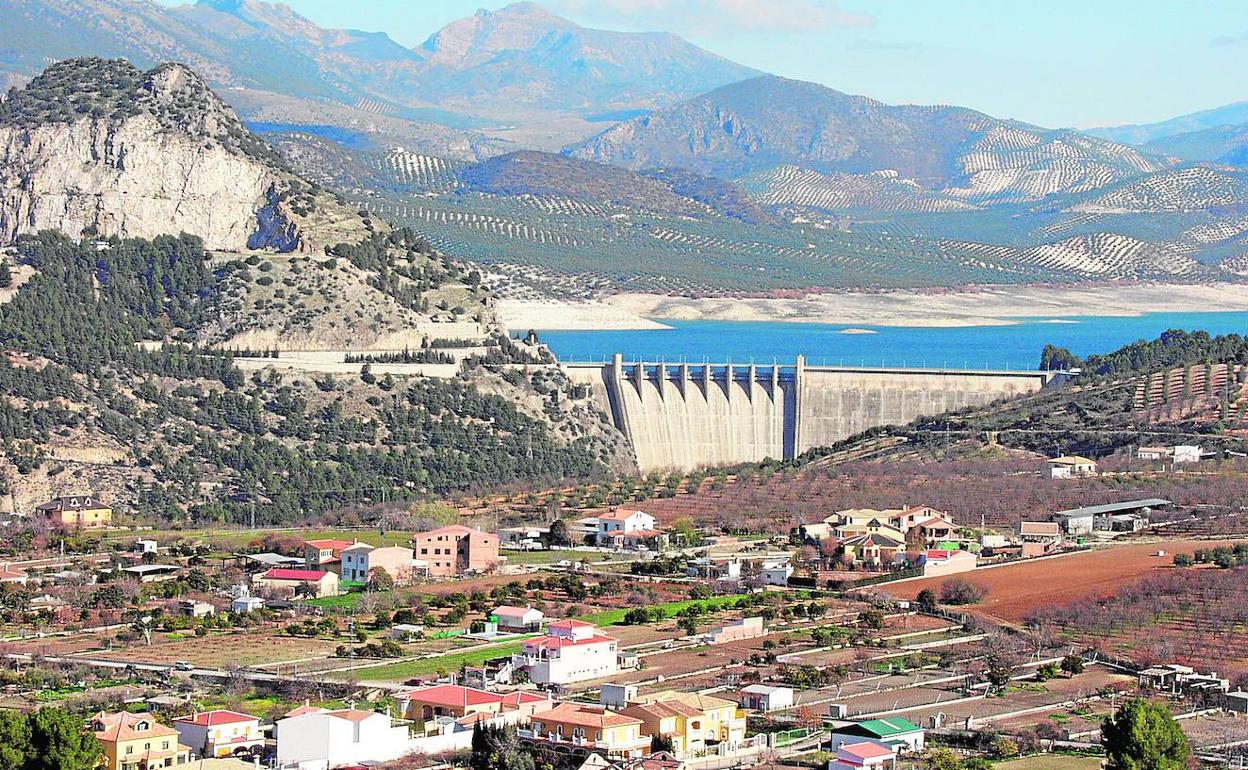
[894,668,1134,728]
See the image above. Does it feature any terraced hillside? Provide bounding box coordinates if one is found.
[1134,363,1248,433]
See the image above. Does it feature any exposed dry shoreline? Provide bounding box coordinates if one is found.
[500,284,1248,331]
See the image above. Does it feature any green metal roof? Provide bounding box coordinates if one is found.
[851,717,922,737]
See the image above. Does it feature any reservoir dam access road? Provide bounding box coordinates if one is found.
[564,355,1064,472]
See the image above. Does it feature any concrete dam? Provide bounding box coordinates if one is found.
[564,355,1062,472]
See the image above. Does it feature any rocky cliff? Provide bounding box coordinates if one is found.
[0,57,322,252]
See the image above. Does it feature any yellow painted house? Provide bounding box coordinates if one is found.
[91,711,191,770]
[621,690,747,757]
[37,494,112,529]
[832,513,906,543]
[525,703,651,758]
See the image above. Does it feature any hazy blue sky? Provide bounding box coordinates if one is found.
[164,0,1247,128]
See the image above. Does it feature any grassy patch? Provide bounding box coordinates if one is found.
[577,593,752,626]
[351,639,530,682]
[501,549,616,565]
[305,592,364,610]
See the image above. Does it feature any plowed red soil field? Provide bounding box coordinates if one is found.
[885,540,1232,623]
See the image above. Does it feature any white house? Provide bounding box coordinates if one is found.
[1138,445,1202,464]
[173,710,264,759]
[595,509,657,546]
[1173,445,1202,463]
[493,605,544,632]
[512,619,619,685]
[232,595,265,614]
[828,740,896,770]
[920,549,976,577]
[761,560,793,586]
[1048,455,1096,479]
[340,543,414,584]
[739,684,794,712]
[276,708,411,769]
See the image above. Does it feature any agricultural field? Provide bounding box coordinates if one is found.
[1029,561,1248,678]
[885,541,1229,623]
[631,457,1248,534]
[75,630,342,668]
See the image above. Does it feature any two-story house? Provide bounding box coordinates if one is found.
[411,525,499,577]
[340,543,414,584]
[522,703,650,759]
[172,710,263,758]
[594,509,658,547]
[621,690,746,756]
[512,619,619,685]
[36,494,112,529]
[303,539,355,573]
[92,711,191,770]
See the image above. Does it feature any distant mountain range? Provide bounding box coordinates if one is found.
[1086,100,1248,166]
[0,0,757,149]
[567,75,1173,205]
[3,0,1248,295]
[1086,101,1248,146]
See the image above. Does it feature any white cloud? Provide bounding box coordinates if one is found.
[549,0,876,34]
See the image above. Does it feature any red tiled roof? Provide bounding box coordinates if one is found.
[548,619,593,629]
[305,539,354,550]
[598,509,648,521]
[283,705,323,718]
[525,633,617,650]
[91,712,178,742]
[415,525,475,538]
[175,710,258,727]
[493,605,539,617]
[616,529,664,539]
[532,703,641,729]
[261,568,331,581]
[398,685,504,708]
[841,741,894,760]
[326,709,377,723]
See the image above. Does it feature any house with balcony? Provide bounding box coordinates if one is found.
[92,711,192,770]
[619,690,746,758]
[512,619,619,685]
[595,509,658,547]
[303,539,355,573]
[522,703,650,759]
[173,710,264,759]
[395,684,551,727]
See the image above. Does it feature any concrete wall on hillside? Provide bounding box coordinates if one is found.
[566,355,1060,472]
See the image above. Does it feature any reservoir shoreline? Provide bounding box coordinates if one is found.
[497,283,1248,331]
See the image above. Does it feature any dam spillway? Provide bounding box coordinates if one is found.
[564,354,1062,472]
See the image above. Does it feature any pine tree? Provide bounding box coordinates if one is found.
[0,258,11,289]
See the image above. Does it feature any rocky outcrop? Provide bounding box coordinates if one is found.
[0,58,304,252]
[0,113,276,250]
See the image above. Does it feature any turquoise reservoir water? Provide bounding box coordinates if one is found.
[535,312,1248,370]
